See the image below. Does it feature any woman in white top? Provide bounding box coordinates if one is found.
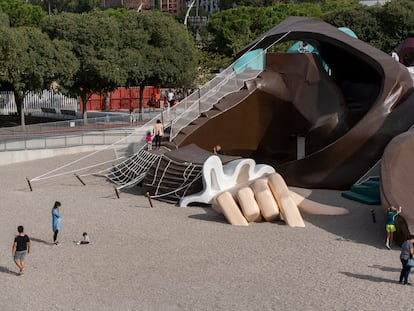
[153,119,164,149]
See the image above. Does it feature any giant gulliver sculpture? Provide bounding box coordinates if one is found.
[168,16,414,190]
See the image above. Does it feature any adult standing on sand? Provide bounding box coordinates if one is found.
[12,225,30,276]
[52,201,62,246]
[399,234,414,285]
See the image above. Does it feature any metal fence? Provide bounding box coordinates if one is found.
[0,90,78,115]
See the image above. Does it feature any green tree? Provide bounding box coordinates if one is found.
[30,0,101,14]
[322,5,382,46]
[0,25,79,125]
[0,0,46,27]
[42,11,125,121]
[375,0,414,52]
[0,11,9,26]
[207,4,323,57]
[196,49,232,86]
[118,10,198,115]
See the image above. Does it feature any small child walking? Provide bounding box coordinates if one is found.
[146,131,153,151]
[386,205,402,249]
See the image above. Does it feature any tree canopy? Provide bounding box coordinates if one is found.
[0,25,79,125]
[206,1,361,58]
[0,0,46,27]
[42,10,198,118]
[42,11,125,119]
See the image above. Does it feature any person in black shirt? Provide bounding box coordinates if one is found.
[12,225,30,276]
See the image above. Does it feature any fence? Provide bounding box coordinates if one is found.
[0,90,78,115]
[0,86,161,115]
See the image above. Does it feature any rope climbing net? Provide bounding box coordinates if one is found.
[103,145,161,190]
[144,154,203,203]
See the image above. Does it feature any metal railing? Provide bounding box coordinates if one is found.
[0,129,136,152]
[167,52,265,141]
[0,113,159,154]
[0,109,164,137]
[166,31,291,141]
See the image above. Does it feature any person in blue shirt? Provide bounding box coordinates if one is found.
[52,201,62,246]
[386,205,401,249]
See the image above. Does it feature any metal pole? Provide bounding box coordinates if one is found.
[198,88,201,114]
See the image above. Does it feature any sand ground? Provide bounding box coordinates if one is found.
[0,152,409,311]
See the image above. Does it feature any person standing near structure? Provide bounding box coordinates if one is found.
[385,205,401,249]
[129,108,136,125]
[148,92,156,112]
[12,225,30,276]
[52,201,62,246]
[399,235,414,285]
[391,50,400,62]
[153,119,164,149]
[167,89,175,107]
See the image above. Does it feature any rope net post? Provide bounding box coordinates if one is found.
[114,186,120,199]
[146,192,154,208]
[26,177,33,192]
[74,174,86,186]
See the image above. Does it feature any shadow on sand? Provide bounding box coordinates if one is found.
[30,237,52,245]
[340,271,399,285]
[188,207,227,224]
[0,266,19,276]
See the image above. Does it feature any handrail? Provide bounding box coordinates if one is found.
[168,51,264,141]
[168,31,291,142]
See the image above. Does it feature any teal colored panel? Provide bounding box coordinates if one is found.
[287,28,358,73]
[338,27,358,39]
[233,49,265,74]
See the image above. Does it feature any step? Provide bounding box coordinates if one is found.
[360,180,380,187]
[350,184,380,198]
[341,191,381,205]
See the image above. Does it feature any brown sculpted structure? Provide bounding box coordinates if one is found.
[170,17,414,190]
[381,132,414,245]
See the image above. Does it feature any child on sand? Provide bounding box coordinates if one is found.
[386,205,402,249]
[74,232,90,245]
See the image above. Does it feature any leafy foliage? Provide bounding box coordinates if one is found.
[322,5,381,45]
[29,0,101,14]
[42,11,124,118]
[0,0,46,27]
[375,0,414,52]
[0,25,78,124]
[207,4,324,57]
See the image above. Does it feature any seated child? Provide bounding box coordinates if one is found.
[75,232,90,245]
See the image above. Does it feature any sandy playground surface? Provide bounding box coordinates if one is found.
[0,151,411,310]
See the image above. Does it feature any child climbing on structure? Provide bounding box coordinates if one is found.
[386,205,401,249]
